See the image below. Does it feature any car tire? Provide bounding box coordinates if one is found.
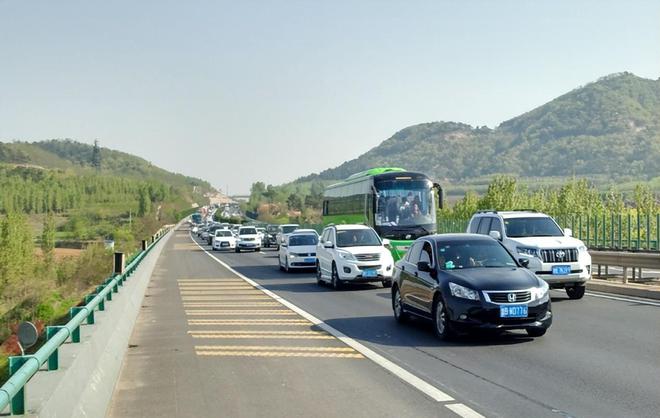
[235,248,241,253]
[331,263,342,290]
[382,280,392,288]
[316,263,324,286]
[526,328,547,337]
[392,286,409,323]
[432,295,454,340]
[284,258,290,273]
[566,285,586,299]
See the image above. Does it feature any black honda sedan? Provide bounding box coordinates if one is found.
[392,234,552,339]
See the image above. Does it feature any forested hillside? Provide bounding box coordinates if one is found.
[299,73,660,188]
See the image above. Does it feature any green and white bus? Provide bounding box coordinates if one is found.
[322,167,443,260]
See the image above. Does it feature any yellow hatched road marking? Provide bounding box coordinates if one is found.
[178,279,246,282]
[181,286,254,293]
[183,303,281,307]
[188,319,310,325]
[195,345,356,352]
[181,296,269,299]
[185,311,297,316]
[189,330,328,335]
[196,351,363,358]
[190,334,335,339]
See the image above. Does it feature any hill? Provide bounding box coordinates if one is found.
[298,73,660,190]
[0,139,213,192]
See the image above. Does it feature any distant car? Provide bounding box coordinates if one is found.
[256,227,266,246]
[263,225,280,248]
[316,224,394,289]
[212,229,236,251]
[192,225,199,234]
[279,231,319,272]
[392,234,552,340]
[230,224,242,237]
[236,226,261,253]
[467,210,591,299]
[206,224,226,245]
[200,227,211,241]
[276,224,300,250]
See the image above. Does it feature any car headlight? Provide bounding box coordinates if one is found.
[517,247,540,258]
[533,280,550,299]
[449,282,480,301]
[578,245,588,252]
[289,254,296,259]
[338,251,356,261]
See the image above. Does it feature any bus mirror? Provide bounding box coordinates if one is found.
[434,183,444,209]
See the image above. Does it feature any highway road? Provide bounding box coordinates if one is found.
[109,226,660,418]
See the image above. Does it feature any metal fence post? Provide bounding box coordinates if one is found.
[46,326,65,370]
[637,214,641,250]
[8,356,28,414]
[69,307,84,342]
[95,287,106,310]
[627,213,631,250]
[646,214,650,250]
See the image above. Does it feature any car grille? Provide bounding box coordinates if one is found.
[243,238,255,241]
[540,248,578,263]
[357,265,381,271]
[355,253,380,262]
[293,253,316,257]
[486,291,532,304]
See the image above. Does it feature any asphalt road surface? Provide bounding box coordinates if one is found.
[109,226,660,418]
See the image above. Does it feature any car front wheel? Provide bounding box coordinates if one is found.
[566,285,586,299]
[433,296,453,340]
[331,263,342,290]
[316,263,324,285]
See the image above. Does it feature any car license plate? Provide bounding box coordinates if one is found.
[552,265,571,275]
[304,258,315,263]
[221,242,229,247]
[500,305,528,318]
[362,269,377,278]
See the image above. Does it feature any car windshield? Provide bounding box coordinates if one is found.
[289,235,318,246]
[215,230,232,237]
[240,228,257,235]
[504,217,563,237]
[336,229,381,247]
[435,240,517,270]
[281,225,298,234]
[267,226,279,233]
[375,179,435,227]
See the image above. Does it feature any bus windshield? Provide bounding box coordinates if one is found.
[375,180,435,227]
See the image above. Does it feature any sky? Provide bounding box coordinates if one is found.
[1,1,659,194]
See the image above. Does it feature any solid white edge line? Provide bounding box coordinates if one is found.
[189,232,455,403]
[585,291,660,307]
[446,403,486,418]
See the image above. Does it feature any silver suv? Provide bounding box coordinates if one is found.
[467,210,592,299]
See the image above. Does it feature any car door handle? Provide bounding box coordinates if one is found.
[414,271,418,277]
[401,265,406,271]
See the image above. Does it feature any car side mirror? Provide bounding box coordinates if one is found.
[382,238,391,247]
[324,241,334,249]
[417,261,431,272]
[489,230,502,241]
[518,258,530,268]
[281,243,287,248]
[564,228,573,237]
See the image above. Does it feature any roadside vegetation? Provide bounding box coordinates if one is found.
[0,140,213,378]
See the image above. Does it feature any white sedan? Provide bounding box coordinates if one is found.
[212,229,236,251]
[279,232,319,272]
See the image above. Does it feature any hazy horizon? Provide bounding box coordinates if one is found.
[2,0,659,193]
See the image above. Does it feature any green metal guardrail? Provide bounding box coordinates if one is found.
[0,226,172,415]
[438,214,660,252]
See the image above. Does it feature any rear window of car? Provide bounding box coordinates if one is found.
[281,225,299,234]
[289,235,318,246]
[216,230,232,237]
[239,228,257,235]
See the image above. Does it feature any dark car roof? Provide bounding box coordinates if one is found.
[421,233,495,243]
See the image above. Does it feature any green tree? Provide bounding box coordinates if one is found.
[41,213,56,269]
[138,187,151,217]
[634,184,655,215]
[287,193,303,211]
